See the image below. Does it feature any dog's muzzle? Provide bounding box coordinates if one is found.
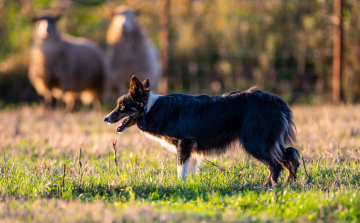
[104,116,113,125]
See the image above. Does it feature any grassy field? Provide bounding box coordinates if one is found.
[1,105,360,222]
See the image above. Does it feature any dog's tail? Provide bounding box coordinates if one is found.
[270,107,297,150]
[270,109,300,179]
[283,110,297,150]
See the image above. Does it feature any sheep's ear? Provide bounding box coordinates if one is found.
[54,13,62,21]
[104,11,113,19]
[31,15,37,23]
[55,15,62,21]
[129,75,144,103]
[142,79,150,89]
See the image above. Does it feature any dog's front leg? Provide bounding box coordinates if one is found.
[177,159,190,180]
[176,139,193,180]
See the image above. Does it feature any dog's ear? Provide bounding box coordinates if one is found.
[129,75,144,103]
[142,78,150,89]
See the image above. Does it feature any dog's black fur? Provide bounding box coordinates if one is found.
[104,75,300,186]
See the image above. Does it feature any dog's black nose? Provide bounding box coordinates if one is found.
[104,117,109,122]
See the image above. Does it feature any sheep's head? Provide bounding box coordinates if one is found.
[32,13,61,39]
[110,6,138,33]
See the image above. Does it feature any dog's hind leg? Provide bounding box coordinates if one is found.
[240,139,283,188]
[263,158,283,188]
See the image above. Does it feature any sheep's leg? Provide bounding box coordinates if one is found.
[56,98,64,109]
[32,78,52,109]
[92,98,101,112]
[43,92,53,110]
[51,88,64,109]
[65,99,75,113]
[63,92,75,113]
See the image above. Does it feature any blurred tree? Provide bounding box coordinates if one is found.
[159,0,170,94]
[333,0,343,102]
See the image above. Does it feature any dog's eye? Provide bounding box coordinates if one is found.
[120,105,125,110]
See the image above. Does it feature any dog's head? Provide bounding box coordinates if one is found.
[104,75,150,133]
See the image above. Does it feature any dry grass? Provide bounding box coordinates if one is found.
[1,104,360,160]
[0,105,172,160]
[294,105,360,161]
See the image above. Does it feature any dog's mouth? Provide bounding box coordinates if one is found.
[116,117,131,132]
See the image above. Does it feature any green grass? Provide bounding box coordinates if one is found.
[1,152,360,222]
[1,105,360,222]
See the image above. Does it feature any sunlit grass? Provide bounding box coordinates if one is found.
[1,105,360,222]
[1,156,360,222]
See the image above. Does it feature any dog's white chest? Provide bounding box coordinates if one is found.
[141,131,177,153]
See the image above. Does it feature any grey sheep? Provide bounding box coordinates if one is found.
[105,6,162,97]
[28,12,105,111]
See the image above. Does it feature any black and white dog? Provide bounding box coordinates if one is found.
[104,75,300,187]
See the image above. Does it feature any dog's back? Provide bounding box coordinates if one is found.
[139,87,295,149]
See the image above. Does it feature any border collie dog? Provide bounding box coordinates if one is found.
[104,75,300,187]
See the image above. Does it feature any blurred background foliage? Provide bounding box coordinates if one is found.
[0,0,360,106]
